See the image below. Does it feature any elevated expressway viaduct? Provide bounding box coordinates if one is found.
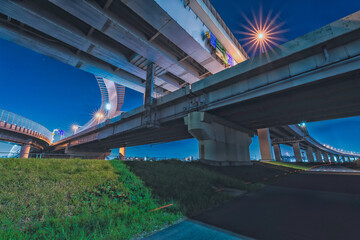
[49,11,360,165]
[264,125,360,163]
[0,109,51,158]
[0,0,248,96]
[0,0,359,164]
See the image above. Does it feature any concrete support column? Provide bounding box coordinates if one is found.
[337,155,342,163]
[273,143,282,162]
[144,63,154,126]
[315,150,323,163]
[323,152,330,163]
[184,112,253,166]
[119,147,126,160]
[257,128,273,161]
[292,142,302,162]
[142,62,156,128]
[144,63,154,106]
[329,154,335,163]
[306,146,314,162]
[19,140,32,158]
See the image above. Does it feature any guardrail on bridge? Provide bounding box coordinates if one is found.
[0,109,52,142]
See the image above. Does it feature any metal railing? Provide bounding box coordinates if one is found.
[0,109,52,141]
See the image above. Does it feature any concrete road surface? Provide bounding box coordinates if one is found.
[145,165,360,240]
[193,166,360,240]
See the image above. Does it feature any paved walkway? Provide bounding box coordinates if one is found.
[145,166,360,240]
[144,220,253,240]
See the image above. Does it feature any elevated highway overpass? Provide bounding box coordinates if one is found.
[76,76,125,133]
[0,109,51,158]
[49,11,360,164]
[266,125,360,163]
[0,1,359,164]
[0,0,247,96]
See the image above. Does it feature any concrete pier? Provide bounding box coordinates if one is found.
[292,142,302,162]
[306,146,314,162]
[329,154,335,163]
[119,147,126,160]
[144,63,154,127]
[273,143,282,162]
[19,140,32,158]
[315,151,323,163]
[257,128,273,161]
[323,152,330,163]
[185,112,253,166]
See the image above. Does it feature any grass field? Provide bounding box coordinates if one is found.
[125,160,262,216]
[0,158,262,239]
[0,158,181,239]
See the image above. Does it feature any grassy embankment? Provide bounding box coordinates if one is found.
[125,160,263,216]
[0,158,261,239]
[0,158,180,239]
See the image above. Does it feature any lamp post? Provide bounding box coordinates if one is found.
[105,103,111,111]
[72,125,79,135]
[96,112,104,124]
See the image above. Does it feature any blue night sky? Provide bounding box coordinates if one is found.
[0,0,359,158]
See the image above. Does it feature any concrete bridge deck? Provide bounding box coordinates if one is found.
[0,109,51,158]
[50,11,360,163]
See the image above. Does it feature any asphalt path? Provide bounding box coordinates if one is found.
[192,165,360,240]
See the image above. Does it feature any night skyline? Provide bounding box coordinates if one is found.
[0,0,359,158]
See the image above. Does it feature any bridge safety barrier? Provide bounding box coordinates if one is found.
[0,109,52,141]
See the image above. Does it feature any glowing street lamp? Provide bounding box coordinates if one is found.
[299,121,306,128]
[72,125,79,134]
[96,113,104,118]
[105,103,111,111]
[95,112,104,123]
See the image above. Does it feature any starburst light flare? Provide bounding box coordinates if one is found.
[238,8,287,57]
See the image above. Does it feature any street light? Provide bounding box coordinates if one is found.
[105,103,111,111]
[72,125,79,134]
[95,112,104,123]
